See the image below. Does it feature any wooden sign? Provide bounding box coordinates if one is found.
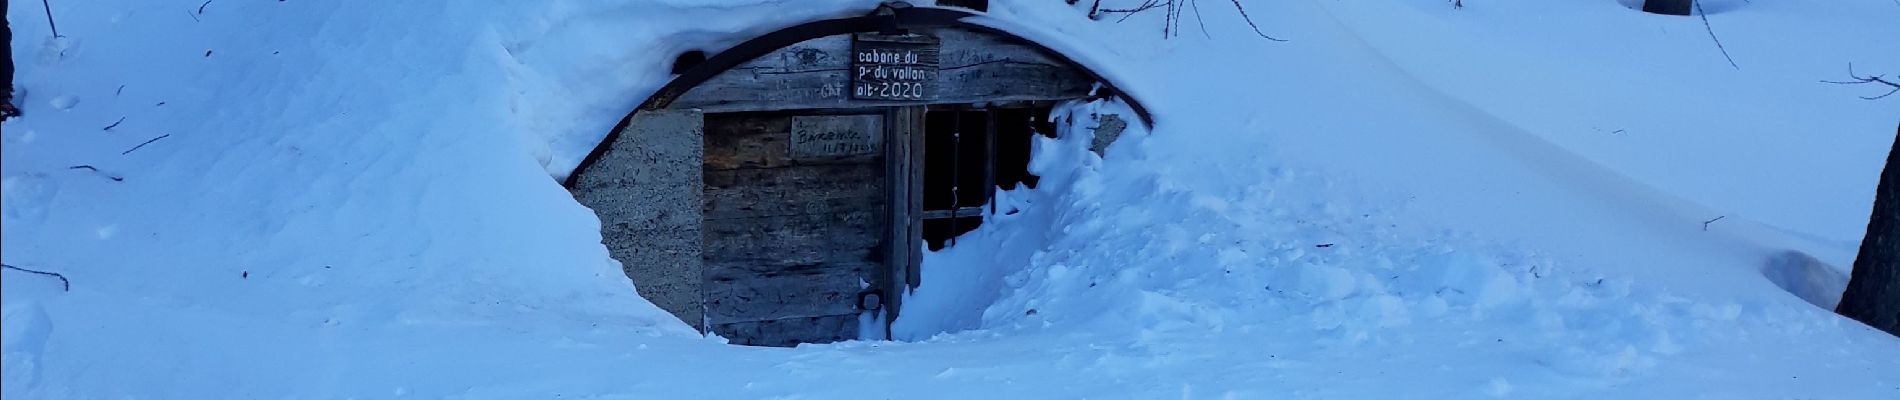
[851,34,939,101]
[791,115,883,158]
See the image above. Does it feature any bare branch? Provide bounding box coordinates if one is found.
[1822,63,1900,100]
[1227,0,1287,42]
[68,165,124,182]
[1095,0,1165,21]
[1694,0,1739,69]
[1092,0,1285,42]
[122,134,172,155]
[39,0,62,37]
[1188,0,1212,39]
[2,264,71,291]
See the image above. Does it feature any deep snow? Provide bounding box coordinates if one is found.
[4,0,1899,399]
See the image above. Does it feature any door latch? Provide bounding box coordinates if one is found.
[858,289,884,312]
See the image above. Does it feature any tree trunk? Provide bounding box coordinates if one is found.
[1642,0,1693,16]
[1837,124,1900,337]
[3,0,15,103]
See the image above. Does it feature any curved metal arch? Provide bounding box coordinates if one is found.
[567,5,1153,187]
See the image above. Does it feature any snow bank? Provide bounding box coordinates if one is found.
[4,0,1898,398]
[1,0,883,396]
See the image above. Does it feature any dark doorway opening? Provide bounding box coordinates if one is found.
[920,104,1055,250]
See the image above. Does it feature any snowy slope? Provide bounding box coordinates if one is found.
[5,0,1899,399]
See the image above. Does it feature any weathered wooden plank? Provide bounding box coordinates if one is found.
[879,107,909,328]
[702,164,883,220]
[884,106,928,326]
[707,191,882,222]
[702,160,881,187]
[672,28,1093,112]
[906,107,926,290]
[791,115,884,158]
[704,113,792,170]
[702,210,883,265]
[705,261,871,323]
[712,314,861,347]
[921,206,984,219]
[569,109,706,332]
[703,114,882,170]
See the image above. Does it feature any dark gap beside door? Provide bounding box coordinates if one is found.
[921,105,1051,250]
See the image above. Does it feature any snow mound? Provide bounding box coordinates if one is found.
[4,0,1899,398]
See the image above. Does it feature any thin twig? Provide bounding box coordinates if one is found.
[103,117,126,131]
[122,134,171,155]
[2,264,71,291]
[1694,0,1738,69]
[1099,0,1165,21]
[68,165,125,181]
[1228,0,1287,42]
[1702,215,1726,231]
[1188,0,1212,39]
[40,0,61,37]
[1150,0,1170,37]
[1165,0,1178,38]
[1096,0,1284,42]
[1172,0,1187,38]
[1821,63,1900,100]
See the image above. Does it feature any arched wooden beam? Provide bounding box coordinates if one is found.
[567,5,1153,187]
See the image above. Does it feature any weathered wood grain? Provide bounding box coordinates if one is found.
[712,314,861,347]
[672,28,1093,112]
[705,261,872,322]
[791,115,884,158]
[920,206,984,219]
[704,114,881,170]
[702,163,884,220]
[883,106,927,325]
[702,210,883,265]
[704,113,792,170]
[904,107,927,290]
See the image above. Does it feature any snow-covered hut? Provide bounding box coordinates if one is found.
[564,1,1150,347]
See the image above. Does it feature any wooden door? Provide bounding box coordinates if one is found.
[700,111,890,346]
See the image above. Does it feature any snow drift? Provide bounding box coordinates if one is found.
[4,0,1899,398]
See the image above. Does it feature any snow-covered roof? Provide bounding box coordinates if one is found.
[638,4,1153,124]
